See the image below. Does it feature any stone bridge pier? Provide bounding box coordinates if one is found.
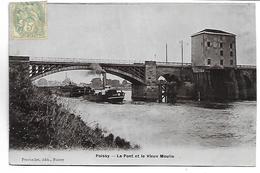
[132,61,158,102]
[132,61,159,101]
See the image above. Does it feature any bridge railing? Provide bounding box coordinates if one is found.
[156,62,192,66]
[29,57,256,69]
[30,57,193,66]
[30,57,146,64]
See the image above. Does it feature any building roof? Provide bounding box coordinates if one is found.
[191,29,236,37]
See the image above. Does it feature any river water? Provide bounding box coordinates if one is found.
[63,91,256,150]
[10,91,256,166]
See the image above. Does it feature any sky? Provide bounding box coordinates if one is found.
[9,3,256,84]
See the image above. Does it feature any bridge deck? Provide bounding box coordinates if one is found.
[27,57,256,69]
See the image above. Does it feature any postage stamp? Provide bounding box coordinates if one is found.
[10,1,47,39]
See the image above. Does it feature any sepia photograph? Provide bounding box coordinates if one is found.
[8,1,256,166]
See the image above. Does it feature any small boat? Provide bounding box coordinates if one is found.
[60,84,94,97]
[84,88,125,104]
[105,89,125,103]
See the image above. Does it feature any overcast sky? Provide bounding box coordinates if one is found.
[9,3,256,83]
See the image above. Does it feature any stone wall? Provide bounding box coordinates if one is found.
[131,84,145,101]
[132,61,159,101]
[193,68,256,101]
[235,69,256,100]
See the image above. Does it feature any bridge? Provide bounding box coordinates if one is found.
[9,56,256,102]
[27,57,194,83]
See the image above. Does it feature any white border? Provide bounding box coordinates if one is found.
[0,0,259,172]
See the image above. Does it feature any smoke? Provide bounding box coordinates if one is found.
[86,63,106,76]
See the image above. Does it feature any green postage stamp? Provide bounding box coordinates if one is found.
[10,1,47,39]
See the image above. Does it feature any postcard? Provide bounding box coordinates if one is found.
[9,2,256,166]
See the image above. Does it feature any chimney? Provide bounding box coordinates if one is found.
[102,72,106,89]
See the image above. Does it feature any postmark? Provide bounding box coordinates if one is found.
[10,1,47,39]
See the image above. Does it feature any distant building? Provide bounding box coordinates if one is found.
[37,78,48,86]
[61,73,77,86]
[191,29,236,68]
[48,80,62,86]
[78,82,90,87]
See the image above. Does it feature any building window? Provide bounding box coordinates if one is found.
[207,41,210,47]
[220,42,223,48]
[220,50,223,56]
[230,60,233,65]
[207,59,211,65]
[230,51,233,57]
[230,43,233,49]
[220,59,224,65]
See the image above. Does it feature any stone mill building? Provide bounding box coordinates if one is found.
[191,29,237,68]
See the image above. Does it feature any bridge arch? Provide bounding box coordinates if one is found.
[157,68,181,81]
[103,67,145,84]
[157,73,180,83]
[157,67,194,83]
[30,65,145,85]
